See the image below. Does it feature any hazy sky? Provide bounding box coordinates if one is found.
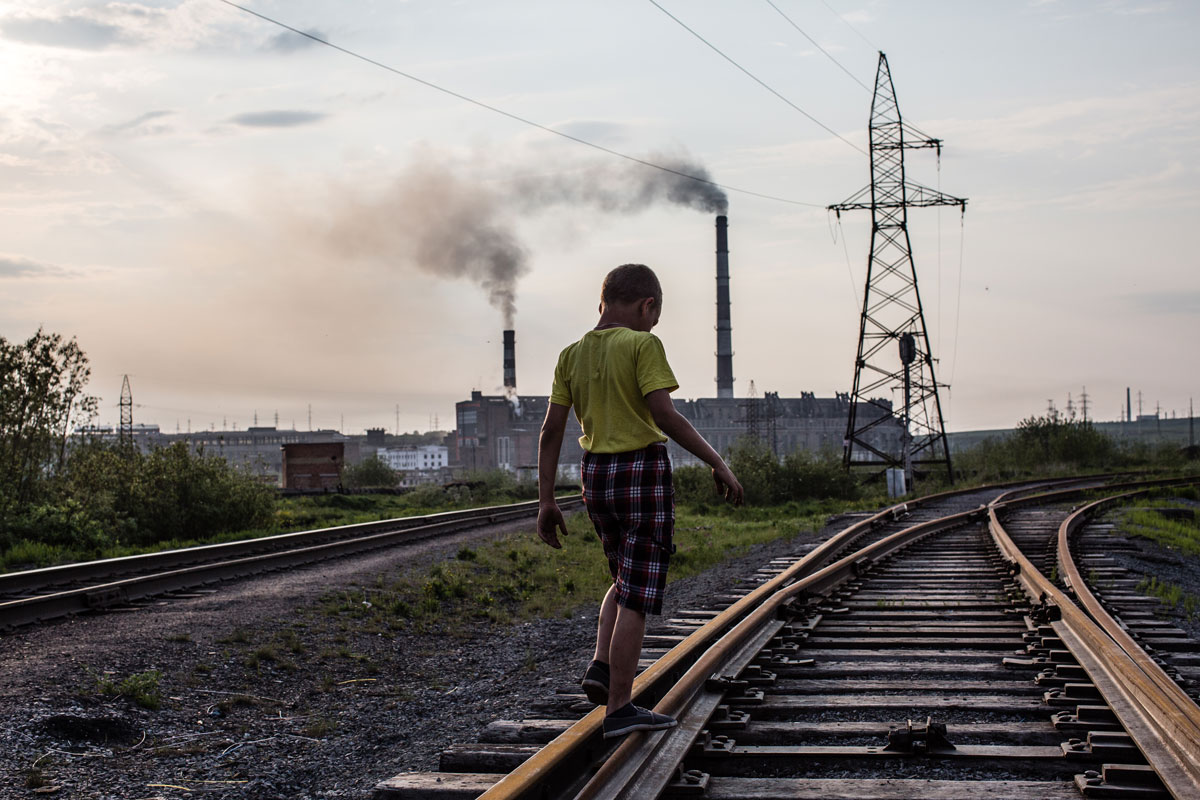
[2,0,1197,435]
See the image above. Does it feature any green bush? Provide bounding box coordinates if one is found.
[675,438,860,509]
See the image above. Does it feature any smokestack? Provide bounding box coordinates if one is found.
[503,329,516,391]
[715,215,733,398]
[1127,387,1132,423]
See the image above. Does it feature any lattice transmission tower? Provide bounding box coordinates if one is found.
[830,52,966,485]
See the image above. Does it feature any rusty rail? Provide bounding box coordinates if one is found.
[988,477,1200,800]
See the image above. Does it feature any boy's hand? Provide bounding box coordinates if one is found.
[713,465,744,506]
[537,502,569,549]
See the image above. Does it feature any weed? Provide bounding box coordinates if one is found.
[164,631,191,643]
[302,716,338,738]
[98,670,163,710]
[217,628,252,645]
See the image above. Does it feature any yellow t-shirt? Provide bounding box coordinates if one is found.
[549,328,679,454]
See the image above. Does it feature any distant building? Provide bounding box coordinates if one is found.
[378,445,448,472]
[378,444,450,487]
[455,391,584,480]
[452,389,901,479]
[281,442,345,491]
[131,427,356,487]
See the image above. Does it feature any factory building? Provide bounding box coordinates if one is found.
[450,214,903,478]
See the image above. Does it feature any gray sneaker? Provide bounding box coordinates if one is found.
[602,705,677,739]
[580,662,609,706]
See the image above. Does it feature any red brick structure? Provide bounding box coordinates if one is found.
[282,442,345,491]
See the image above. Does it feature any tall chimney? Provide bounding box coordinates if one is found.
[1127,387,1132,423]
[715,215,734,398]
[503,329,516,390]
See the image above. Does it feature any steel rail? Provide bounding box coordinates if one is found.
[0,496,580,597]
[473,478,1080,800]
[987,478,1200,800]
[1056,488,1200,799]
[0,496,583,630]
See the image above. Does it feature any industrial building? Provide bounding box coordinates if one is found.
[451,215,903,478]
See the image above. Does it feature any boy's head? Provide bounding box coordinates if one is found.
[601,263,662,310]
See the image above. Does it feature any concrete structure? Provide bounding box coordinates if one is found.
[452,389,902,477]
[379,445,448,472]
[281,441,345,491]
[133,427,355,486]
[947,416,1199,455]
[455,391,586,480]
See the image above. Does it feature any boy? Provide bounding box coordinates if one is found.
[537,263,743,739]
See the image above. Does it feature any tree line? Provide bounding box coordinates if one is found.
[1,329,274,567]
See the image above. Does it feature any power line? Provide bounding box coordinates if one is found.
[761,0,871,92]
[646,0,866,155]
[219,0,823,208]
[819,0,880,52]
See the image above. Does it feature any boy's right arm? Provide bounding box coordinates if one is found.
[536,402,571,548]
[646,389,744,505]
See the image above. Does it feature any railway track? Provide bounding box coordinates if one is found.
[374,476,1200,800]
[0,495,582,631]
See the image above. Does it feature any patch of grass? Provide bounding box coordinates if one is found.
[316,499,851,632]
[217,628,253,645]
[1137,576,1200,620]
[165,632,191,643]
[301,716,338,738]
[97,670,163,710]
[1119,507,1200,557]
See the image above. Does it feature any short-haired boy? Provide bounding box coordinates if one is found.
[537,263,743,739]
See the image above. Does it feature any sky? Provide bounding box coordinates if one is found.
[1,0,1197,436]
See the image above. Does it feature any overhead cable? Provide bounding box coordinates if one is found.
[646,0,866,155]
[219,0,823,208]
[761,0,871,92]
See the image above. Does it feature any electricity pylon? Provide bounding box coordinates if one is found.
[830,52,965,485]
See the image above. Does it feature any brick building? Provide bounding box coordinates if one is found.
[281,442,345,491]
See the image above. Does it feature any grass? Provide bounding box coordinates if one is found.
[1118,505,1200,557]
[97,669,163,710]
[0,487,543,573]
[1137,576,1200,620]
[317,498,851,632]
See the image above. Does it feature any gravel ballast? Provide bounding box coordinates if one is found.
[0,515,834,799]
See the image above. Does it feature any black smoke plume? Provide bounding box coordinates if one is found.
[318,150,726,328]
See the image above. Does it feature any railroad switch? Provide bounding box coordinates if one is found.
[664,768,710,797]
[737,665,776,686]
[1051,705,1123,733]
[706,705,750,731]
[1043,682,1102,707]
[1061,731,1142,763]
[1030,600,1063,623]
[691,732,736,758]
[1035,663,1089,686]
[882,717,957,755]
[1075,764,1168,798]
[705,675,765,706]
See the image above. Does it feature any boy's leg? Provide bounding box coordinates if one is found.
[593,584,619,663]
[605,604,646,713]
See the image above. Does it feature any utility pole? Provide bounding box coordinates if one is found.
[1080,387,1089,424]
[830,52,965,484]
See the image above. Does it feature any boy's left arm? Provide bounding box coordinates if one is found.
[536,402,571,548]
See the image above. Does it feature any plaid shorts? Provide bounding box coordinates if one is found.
[581,443,674,615]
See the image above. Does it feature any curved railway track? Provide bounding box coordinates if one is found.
[374,476,1200,800]
[0,495,583,631]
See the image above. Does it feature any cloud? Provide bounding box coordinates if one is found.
[227,110,329,128]
[0,2,247,53]
[96,110,176,138]
[266,29,326,52]
[0,12,135,50]
[0,254,68,278]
